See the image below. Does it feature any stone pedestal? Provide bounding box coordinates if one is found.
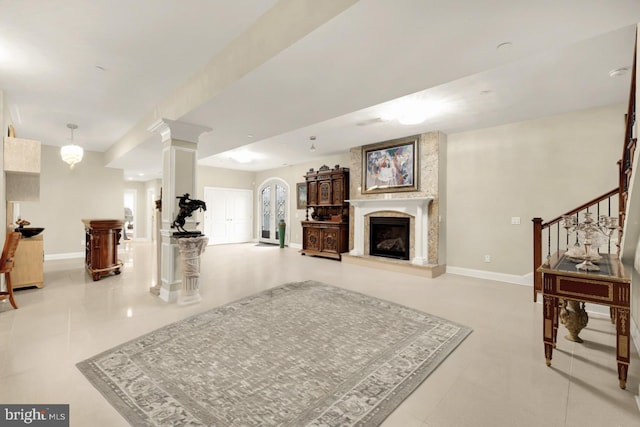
[176,235,208,305]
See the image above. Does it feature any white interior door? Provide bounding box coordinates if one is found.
[259,180,288,245]
[204,187,252,245]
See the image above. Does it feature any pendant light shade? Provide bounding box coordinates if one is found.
[60,123,83,169]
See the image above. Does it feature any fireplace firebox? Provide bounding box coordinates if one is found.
[369,217,410,260]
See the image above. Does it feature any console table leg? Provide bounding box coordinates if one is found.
[618,364,628,389]
[616,308,630,389]
[552,298,559,348]
[543,295,555,366]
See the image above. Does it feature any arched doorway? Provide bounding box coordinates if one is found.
[258,178,289,245]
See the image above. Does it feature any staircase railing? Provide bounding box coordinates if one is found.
[532,36,636,303]
[532,189,619,301]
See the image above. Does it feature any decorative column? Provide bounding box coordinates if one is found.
[148,119,211,303]
[176,235,209,305]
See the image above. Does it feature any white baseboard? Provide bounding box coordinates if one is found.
[44,252,84,261]
[289,243,302,249]
[445,265,633,339]
[446,265,533,286]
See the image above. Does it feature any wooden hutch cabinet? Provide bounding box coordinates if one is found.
[82,219,123,281]
[300,165,349,260]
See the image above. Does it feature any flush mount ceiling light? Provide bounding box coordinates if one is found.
[309,136,317,152]
[609,67,629,77]
[380,97,448,126]
[227,149,259,163]
[60,123,84,169]
[496,41,513,51]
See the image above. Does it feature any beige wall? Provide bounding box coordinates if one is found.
[196,166,255,195]
[447,103,625,276]
[18,144,124,255]
[253,153,350,246]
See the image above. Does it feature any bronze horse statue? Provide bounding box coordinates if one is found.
[171,193,207,233]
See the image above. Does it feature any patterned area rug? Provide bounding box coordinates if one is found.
[77,281,472,426]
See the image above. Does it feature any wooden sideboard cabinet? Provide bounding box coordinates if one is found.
[301,221,348,260]
[82,219,123,281]
[12,235,44,289]
[300,164,349,260]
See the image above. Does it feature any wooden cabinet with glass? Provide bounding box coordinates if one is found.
[301,165,349,260]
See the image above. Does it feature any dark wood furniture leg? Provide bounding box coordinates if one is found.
[616,308,630,389]
[543,294,555,366]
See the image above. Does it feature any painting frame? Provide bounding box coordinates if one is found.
[362,135,419,194]
[296,182,307,210]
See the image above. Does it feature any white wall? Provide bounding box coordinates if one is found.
[447,104,625,277]
[18,145,124,255]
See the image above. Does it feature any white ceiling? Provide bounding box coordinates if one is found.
[1,0,638,181]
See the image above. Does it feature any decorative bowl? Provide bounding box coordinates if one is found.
[15,227,45,238]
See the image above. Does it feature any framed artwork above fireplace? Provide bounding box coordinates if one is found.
[362,135,418,194]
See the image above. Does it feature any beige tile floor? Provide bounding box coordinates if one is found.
[1,241,639,427]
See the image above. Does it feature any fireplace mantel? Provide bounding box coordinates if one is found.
[347,197,433,265]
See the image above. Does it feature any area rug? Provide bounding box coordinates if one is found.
[77,281,472,426]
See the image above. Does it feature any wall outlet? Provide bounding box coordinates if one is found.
[484,254,491,263]
[511,217,521,225]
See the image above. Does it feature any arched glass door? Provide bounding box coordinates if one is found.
[259,179,288,245]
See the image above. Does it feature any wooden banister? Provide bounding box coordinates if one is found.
[543,188,619,228]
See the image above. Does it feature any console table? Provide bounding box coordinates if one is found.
[537,251,631,388]
[82,219,123,281]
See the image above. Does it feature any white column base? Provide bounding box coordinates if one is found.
[178,293,202,305]
[350,249,363,256]
[159,287,179,303]
[158,229,181,303]
[412,257,428,266]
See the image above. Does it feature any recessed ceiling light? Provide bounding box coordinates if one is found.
[247,134,254,138]
[496,42,513,51]
[609,67,629,77]
[138,173,144,177]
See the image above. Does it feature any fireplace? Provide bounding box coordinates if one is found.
[369,217,410,260]
[348,197,432,265]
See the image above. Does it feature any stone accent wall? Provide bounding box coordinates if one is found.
[349,131,444,265]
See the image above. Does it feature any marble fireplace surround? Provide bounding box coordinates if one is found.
[347,197,433,266]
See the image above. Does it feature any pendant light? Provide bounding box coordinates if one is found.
[60,123,84,169]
